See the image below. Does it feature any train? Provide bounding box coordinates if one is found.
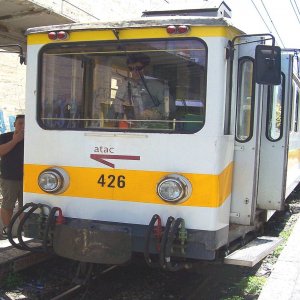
[6,1,300,271]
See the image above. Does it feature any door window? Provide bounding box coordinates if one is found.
[236,58,255,142]
[266,74,285,141]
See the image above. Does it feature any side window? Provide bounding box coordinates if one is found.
[236,58,255,142]
[266,73,285,141]
[290,84,294,132]
[295,90,300,132]
[224,58,232,135]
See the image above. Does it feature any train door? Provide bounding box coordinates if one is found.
[256,54,293,210]
[230,40,263,226]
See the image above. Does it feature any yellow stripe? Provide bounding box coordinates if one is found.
[288,148,300,169]
[288,148,300,159]
[27,26,238,45]
[24,163,233,208]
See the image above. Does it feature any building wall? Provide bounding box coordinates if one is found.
[0,53,26,132]
[31,0,164,21]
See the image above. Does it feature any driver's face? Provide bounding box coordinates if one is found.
[128,63,144,79]
[128,63,144,72]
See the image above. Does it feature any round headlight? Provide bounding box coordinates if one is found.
[38,167,69,194]
[157,174,192,203]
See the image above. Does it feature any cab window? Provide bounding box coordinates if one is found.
[38,38,207,133]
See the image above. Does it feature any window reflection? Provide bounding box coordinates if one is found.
[236,59,254,142]
[39,39,207,133]
[266,74,284,141]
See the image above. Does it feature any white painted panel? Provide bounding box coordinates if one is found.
[286,133,300,196]
[24,37,233,233]
[257,54,292,210]
[24,192,231,231]
[231,37,262,225]
[24,41,233,175]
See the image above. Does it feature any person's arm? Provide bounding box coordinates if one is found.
[0,131,24,156]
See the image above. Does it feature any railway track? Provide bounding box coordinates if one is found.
[62,260,217,300]
[1,199,299,299]
[1,253,216,300]
[50,265,118,300]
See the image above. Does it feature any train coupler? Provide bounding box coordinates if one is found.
[144,214,163,267]
[177,219,188,254]
[161,217,191,271]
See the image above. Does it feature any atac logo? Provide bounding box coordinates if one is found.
[90,146,140,169]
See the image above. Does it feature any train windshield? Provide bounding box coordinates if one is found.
[38,38,207,133]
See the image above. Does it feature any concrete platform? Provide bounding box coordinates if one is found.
[258,216,300,300]
[0,238,51,280]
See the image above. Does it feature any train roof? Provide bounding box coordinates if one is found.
[26,15,240,35]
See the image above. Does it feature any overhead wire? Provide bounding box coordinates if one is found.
[250,0,273,33]
[250,0,286,47]
[293,0,300,15]
[260,0,286,47]
[290,0,300,23]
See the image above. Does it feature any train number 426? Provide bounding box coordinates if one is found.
[97,174,126,188]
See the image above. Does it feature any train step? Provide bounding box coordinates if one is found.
[224,236,283,267]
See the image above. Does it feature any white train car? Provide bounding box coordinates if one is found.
[8,1,300,269]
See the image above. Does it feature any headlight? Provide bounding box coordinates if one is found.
[157,174,192,203]
[38,167,69,194]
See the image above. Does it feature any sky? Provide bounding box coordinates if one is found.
[225,0,300,49]
[88,0,300,49]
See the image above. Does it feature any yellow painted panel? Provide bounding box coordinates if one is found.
[288,148,300,160]
[288,148,300,169]
[24,163,233,208]
[27,26,238,45]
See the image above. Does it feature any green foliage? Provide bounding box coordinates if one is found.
[279,228,292,240]
[273,227,293,257]
[273,243,285,258]
[2,272,23,289]
[222,296,244,300]
[222,275,266,299]
[237,276,266,295]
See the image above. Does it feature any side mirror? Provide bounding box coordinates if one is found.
[254,45,281,85]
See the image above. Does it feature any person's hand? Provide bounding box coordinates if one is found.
[13,130,24,143]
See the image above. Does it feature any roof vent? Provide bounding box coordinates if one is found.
[142,0,232,18]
